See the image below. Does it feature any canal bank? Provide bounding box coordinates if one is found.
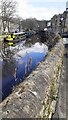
[0,36,64,119]
[52,38,68,119]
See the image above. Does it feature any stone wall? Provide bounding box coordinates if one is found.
[0,37,64,119]
[0,18,3,34]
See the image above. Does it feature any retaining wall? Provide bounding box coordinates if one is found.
[0,37,64,119]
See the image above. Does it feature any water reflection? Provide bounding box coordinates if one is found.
[2,59,16,100]
[0,35,48,101]
[25,34,40,47]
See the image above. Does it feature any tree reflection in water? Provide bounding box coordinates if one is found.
[0,34,48,101]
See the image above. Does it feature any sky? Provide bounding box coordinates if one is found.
[16,0,68,20]
[0,0,67,20]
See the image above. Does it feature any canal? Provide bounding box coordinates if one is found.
[0,35,48,101]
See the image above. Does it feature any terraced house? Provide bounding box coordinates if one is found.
[50,1,68,34]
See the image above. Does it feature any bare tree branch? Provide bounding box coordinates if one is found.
[0,0,17,32]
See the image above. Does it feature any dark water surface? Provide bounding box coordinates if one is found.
[0,35,48,101]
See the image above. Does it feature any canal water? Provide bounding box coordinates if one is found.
[0,35,48,101]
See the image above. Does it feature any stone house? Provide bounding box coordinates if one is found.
[0,16,3,34]
[0,16,20,34]
[50,1,68,34]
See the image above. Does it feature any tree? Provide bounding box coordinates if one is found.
[0,0,16,33]
[25,18,38,30]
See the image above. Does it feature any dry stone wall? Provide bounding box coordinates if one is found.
[0,37,64,119]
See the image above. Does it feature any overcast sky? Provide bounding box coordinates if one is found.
[0,0,67,20]
[12,0,68,20]
[16,0,68,20]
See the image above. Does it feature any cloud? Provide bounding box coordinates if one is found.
[17,0,67,3]
[16,0,66,20]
